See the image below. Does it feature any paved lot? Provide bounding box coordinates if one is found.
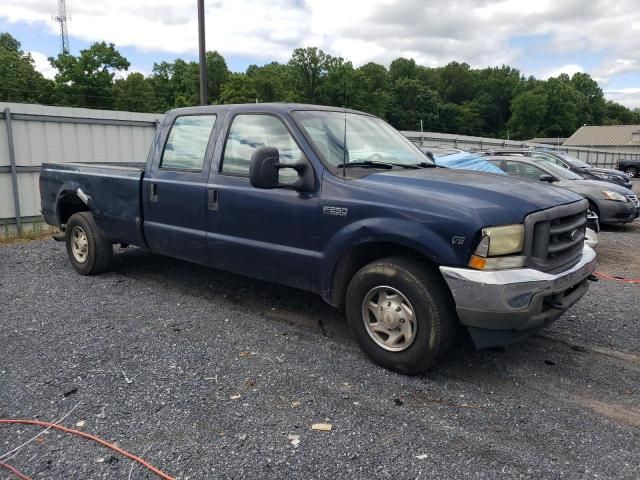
[1,221,639,479]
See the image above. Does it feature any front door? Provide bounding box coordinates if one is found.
[143,113,219,265]
[206,113,319,290]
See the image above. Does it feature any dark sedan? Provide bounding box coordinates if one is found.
[488,156,639,225]
[532,150,633,190]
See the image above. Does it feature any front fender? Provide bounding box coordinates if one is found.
[320,217,467,300]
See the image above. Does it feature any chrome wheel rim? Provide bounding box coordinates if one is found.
[71,226,89,263]
[361,286,417,352]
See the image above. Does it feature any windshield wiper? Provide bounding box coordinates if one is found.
[337,161,397,170]
[337,161,436,170]
[414,162,437,168]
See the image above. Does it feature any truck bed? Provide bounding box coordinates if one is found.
[40,162,146,247]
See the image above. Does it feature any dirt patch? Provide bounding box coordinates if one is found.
[578,398,640,428]
[594,221,640,278]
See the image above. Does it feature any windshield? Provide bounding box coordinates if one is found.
[558,153,591,168]
[434,151,506,174]
[292,110,432,167]
[534,159,583,180]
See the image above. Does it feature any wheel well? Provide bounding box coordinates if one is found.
[586,198,600,217]
[329,242,437,307]
[57,193,90,227]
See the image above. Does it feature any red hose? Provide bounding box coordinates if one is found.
[0,461,32,480]
[0,420,175,480]
[594,272,640,285]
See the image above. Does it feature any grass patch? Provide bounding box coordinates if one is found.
[0,223,57,245]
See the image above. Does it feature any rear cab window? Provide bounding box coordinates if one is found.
[161,115,217,171]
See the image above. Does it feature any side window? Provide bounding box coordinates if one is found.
[161,115,217,171]
[534,153,565,168]
[504,161,545,180]
[221,114,303,182]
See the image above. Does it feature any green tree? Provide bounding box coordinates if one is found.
[149,61,175,111]
[169,59,199,107]
[389,58,418,83]
[113,72,157,112]
[246,62,293,102]
[0,33,49,103]
[49,41,130,109]
[219,73,257,104]
[571,72,606,126]
[603,101,638,125]
[507,90,548,139]
[206,51,230,103]
[439,62,477,104]
[388,77,440,131]
[355,62,391,118]
[288,47,339,103]
[475,66,522,136]
[540,75,579,137]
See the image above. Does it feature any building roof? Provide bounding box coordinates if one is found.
[527,137,568,145]
[563,125,640,147]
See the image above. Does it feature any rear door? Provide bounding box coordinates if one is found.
[205,112,319,290]
[143,113,220,265]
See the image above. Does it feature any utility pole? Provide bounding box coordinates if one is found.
[197,0,208,105]
[54,0,70,54]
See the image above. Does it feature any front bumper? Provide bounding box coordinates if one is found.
[439,245,597,348]
[598,200,638,224]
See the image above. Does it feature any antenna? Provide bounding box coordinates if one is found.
[53,0,70,54]
[342,79,347,178]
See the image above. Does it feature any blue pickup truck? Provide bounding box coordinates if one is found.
[40,104,597,374]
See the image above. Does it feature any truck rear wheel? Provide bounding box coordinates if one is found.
[345,257,457,374]
[65,212,113,275]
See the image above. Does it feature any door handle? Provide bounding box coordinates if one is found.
[150,183,158,203]
[207,188,218,210]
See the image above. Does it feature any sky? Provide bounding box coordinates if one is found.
[1,0,639,109]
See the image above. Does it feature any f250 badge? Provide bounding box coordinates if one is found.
[323,206,348,217]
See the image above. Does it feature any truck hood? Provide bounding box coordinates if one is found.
[358,168,582,224]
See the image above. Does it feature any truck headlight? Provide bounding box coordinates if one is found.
[602,191,628,202]
[468,224,525,270]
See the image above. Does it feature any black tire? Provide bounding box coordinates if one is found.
[65,212,113,275]
[587,200,600,221]
[624,166,638,178]
[345,257,458,375]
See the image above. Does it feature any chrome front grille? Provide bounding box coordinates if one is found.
[524,200,588,272]
[627,194,639,208]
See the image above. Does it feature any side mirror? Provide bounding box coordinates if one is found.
[539,174,556,183]
[249,146,314,192]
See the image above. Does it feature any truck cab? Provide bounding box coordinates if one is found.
[40,104,597,374]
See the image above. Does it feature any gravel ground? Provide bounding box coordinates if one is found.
[1,221,639,479]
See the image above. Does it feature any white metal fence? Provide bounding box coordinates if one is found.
[0,103,162,235]
[2,103,639,236]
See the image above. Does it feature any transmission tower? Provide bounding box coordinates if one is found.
[54,0,70,54]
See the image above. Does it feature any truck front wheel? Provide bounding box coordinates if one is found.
[65,212,113,275]
[624,166,638,178]
[345,257,457,374]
